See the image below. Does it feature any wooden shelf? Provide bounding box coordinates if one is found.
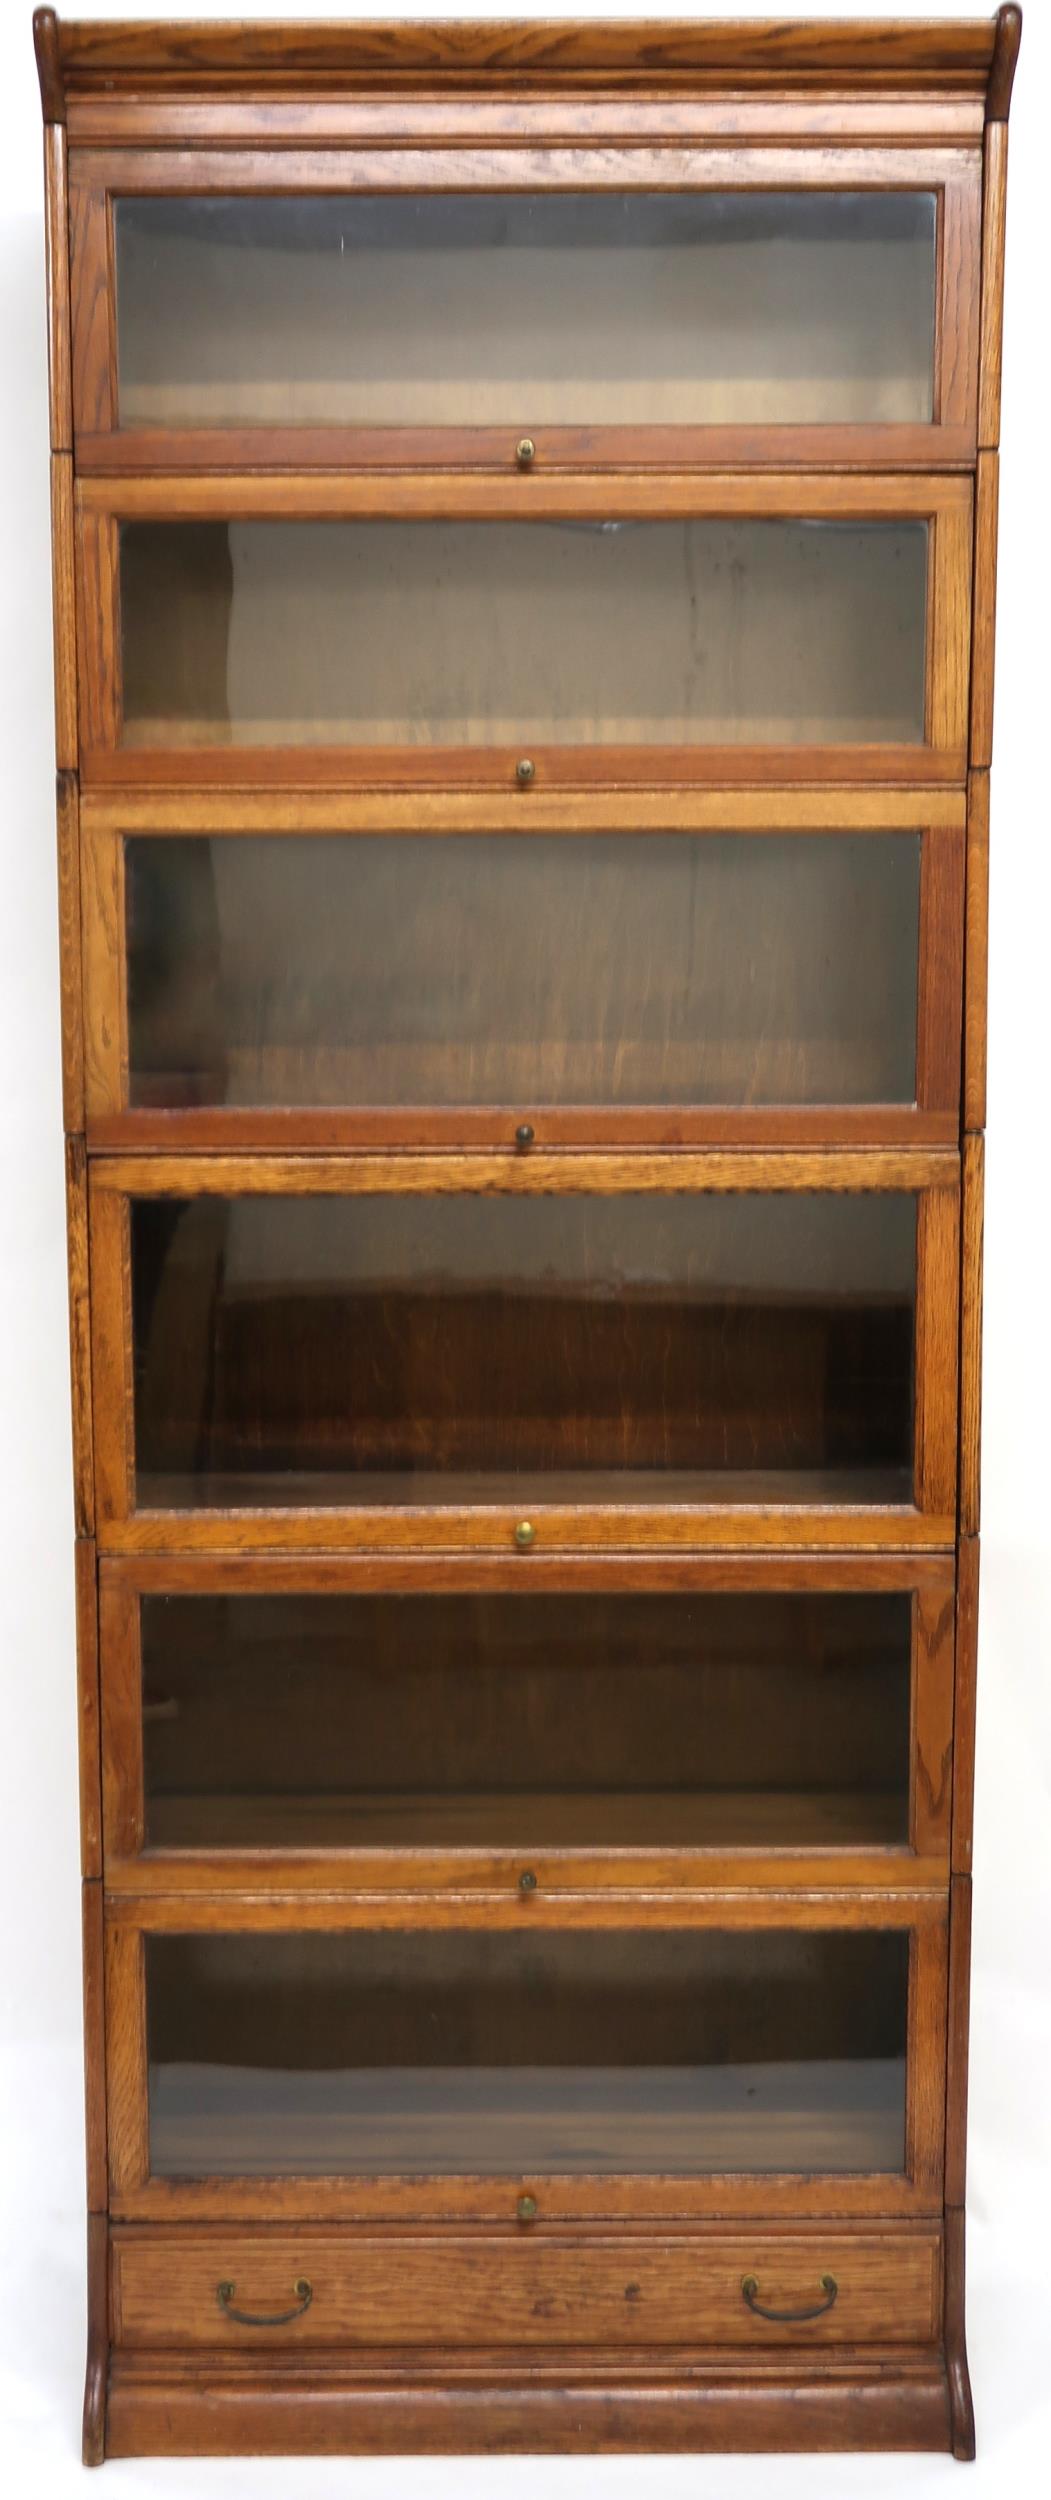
[137,1466,918,1515]
[149,2056,907,2180]
[146,1787,908,1855]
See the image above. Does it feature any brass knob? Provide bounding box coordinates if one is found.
[517,2193,538,2223]
[516,758,535,787]
[518,1868,538,1894]
[514,1520,535,1550]
[516,437,536,469]
[515,1122,535,1152]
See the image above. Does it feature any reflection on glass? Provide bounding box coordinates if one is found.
[145,1928,909,2176]
[140,1589,913,1853]
[118,519,929,749]
[129,1190,917,1511]
[114,191,937,429]
[125,832,920,1111]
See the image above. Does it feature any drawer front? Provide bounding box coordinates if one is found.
[74,478,972,788]
[111,2226,943,2350]
[81,804,964,1151]
[87,1154,960,1552]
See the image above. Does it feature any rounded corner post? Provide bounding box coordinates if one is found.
[987,6,1022,123]
[33,8,65,124]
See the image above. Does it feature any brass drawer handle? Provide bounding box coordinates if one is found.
[217,2276,312,2327]
[741,2272,838,2324]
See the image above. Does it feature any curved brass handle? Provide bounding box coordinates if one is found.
[217,2277,313,2327]
[741,2272,838,2324]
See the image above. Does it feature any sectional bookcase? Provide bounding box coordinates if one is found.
[34,4,1020,2460]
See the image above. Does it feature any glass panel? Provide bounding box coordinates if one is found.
[114,191,937,429]
[118,519,929,750]
[125,832,920,1111]
[130,1191,916,1511]
[145,1928,910,2176]
[141,1590,912,1853]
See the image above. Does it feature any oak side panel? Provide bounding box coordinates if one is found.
[912,1583,955,1865]
[43,121,71,449]
[75,1535,101,1878]
[69,176,114,435]
[66,1133,94,1537]
[55,768,84,1132]
[76,506,120,754]
[927,492,973,761]
[970,449,999,769]
[913,1184,961,1520]
[937,163,980,439]
[915,823,964,1116]
[959,1133,985,1538]
[99,1569,143,1867]
[978,120,1008,447]
[81,812,125,1124]
[88,1179,134,1534]
[82,1876,108,2211]
[105,1921,148,2198]
[953,1535,980,1875]
[964,772,990,1133]
[50,452,78,769]
[908,1920,949,2207]
[944,1874,973,2210]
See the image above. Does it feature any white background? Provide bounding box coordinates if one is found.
[1,0,1048,2489]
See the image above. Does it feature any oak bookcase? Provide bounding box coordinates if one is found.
[34,4,1020,2461]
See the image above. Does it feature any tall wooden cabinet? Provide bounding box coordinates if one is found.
[34,5,1020,2461]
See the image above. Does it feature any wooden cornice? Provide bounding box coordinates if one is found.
[34,8,1021,125]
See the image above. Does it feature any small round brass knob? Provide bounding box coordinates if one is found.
[519,1868,538,1894]
[516,437,536,469]
[517,2192,538,2223]
[515,1122,535,1152]
[514,1520,535,1550]
[516,757,535,787]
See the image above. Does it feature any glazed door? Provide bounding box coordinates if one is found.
[98,1555,956,1892]
[80,796,964,1149]
[87,1155,959,1551]
[104,1900,947,2221]
[75,476,972,787]
[69,144,980,467]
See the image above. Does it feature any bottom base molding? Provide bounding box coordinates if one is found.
[101,2350,966,2459]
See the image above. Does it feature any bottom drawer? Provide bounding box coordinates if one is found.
[112,2226,943,2351]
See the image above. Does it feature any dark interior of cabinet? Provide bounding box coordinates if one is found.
[129,1191,916,1507]
[145,1926,910,2177]
[117,517,929,750]
[124,830,921,1112]
[113,188,937,430]
[140,1588,913,1853]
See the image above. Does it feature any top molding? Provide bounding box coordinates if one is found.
[33,7,1022,124]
